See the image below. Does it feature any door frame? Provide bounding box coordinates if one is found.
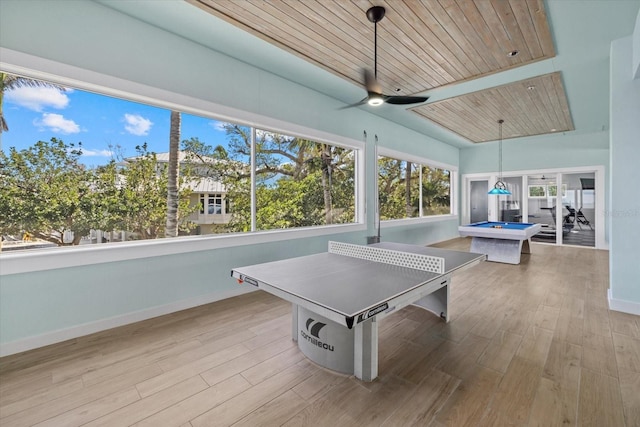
[461,165,605,249]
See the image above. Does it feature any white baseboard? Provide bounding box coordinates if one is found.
[0,287,255,357]
[608,289,640,316]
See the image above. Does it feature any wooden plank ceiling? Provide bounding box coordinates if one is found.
[411,72,574,142]
[188,0,573,143]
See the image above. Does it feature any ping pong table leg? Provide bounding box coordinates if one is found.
[354,317,378,382]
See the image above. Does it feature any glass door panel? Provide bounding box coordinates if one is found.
[560,172,595,247]
[528,175,558,243]
[499,176,523,222]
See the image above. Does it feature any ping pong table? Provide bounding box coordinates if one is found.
[231,241,485,381]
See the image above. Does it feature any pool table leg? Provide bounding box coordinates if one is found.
[470,237,525,264]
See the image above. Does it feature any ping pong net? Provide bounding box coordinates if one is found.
[328,241,445,274]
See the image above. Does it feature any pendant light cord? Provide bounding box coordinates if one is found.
[498,119,504,181]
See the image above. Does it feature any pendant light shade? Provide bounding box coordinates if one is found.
[489,119,511,195]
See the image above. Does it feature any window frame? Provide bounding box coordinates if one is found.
[376,147,457,226]
[0,49,366,275]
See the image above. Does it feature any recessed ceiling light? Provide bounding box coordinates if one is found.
[527,85,535,90]
[507,50,519,57]
[551,128,557,132]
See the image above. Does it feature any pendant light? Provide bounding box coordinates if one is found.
[488,119,511,195]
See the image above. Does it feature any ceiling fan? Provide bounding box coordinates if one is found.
[343,6,429,109]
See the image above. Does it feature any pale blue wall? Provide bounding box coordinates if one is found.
[460,131,609,174]
[610,34,640,307]
[634,10,640,78]
[0,0,459,352]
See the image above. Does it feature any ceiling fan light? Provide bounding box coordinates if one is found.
[368,96,384,106]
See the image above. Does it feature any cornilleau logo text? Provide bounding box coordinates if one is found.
[356,302,389,323]
[300,318,334,352]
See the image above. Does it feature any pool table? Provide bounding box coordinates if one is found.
[458,221,542,264]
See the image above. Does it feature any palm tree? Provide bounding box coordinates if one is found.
[0,72,65,133]
[165,110,180,238]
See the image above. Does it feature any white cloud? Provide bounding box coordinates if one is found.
[5,86,70,112]
[123,114,152,136]
[211,121,229,132]
[80,148,113,157]
[34,113,81,134]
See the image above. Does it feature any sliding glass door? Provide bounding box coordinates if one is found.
[462,167,603,249]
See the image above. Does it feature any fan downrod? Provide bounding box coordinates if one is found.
[366,6,385,24]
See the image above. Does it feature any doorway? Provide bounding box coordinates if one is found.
[469,180,489,223]
[462,166,604,249]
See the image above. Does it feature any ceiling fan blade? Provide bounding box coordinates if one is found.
[363,69,382,94]
[338,97,368,110]
[384,95,429,105]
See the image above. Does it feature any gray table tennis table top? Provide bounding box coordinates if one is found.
[231,242,485,324]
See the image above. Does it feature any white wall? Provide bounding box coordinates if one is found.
[609,26,640,315]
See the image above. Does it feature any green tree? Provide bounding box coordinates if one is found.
[116,143,196,239]
[211,125,354,231]
[0,138,101,245]
[377,158,450,219]
[421,166,450,215]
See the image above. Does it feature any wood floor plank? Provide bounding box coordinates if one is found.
[577,369,625,427]
[281,377,368,426]
[135,344,249,398]
[199,336,297,386]
[533,305,560,331]
[157,330,257,372]
[528,339,582,426]
[345,375,420,425]
[230,389,308,426]
[240,346,305,385]
[542,339,582,384]
[612,332,640,373]
[190,363,314,426]
[477,329,523,373]
[434,366,502,427]
[434,333,490,380]
[553,312,584,346]
[134,374,251,427]
[0,376,83,418]
[476,356,542,426]
[583,306,612,337]
[381,369,460,426]
[610,310,640,339]
[618,368,640,427]
[83,376,209,427]
[291,367,349,403]
[516,326,554,367]
[582,331,619,378]
[0,364,163,427]
[529,377,579,427]
[32,387,140,427]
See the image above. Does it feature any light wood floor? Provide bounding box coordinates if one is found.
[1,239,639,426]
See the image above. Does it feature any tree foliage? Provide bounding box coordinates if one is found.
[183,124,355,232]
[0,139,99,245]
[378,157,450,219]
[0,139,197,245]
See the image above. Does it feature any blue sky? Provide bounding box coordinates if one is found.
[1,82,231,167]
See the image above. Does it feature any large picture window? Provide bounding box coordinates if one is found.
[0,71,358,250]
[377,152,452,220]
